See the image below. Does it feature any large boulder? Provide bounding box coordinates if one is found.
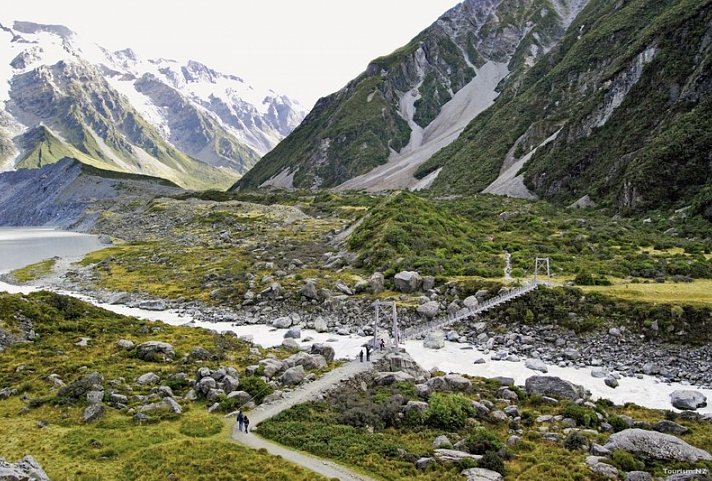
[603,428,712,462]
[281,366,306,385]
[0,456,51,481]
[376,351,429,381]
[259,358,287,378]
[460,468,504,481]
[394,271,422,293]
[417,301,440,319]
[423,330,445,350]
[284,327,301,339]
[463,296,479,309]
[310,343,335,363]
[374,371,416,385]
[670,390,707,411]
[434,449,482,463]
[286,352,327,370]
[525,376,588,401]
[444,374,472,392]
[136,341,175,362]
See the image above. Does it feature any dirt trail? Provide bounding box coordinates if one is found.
[231,358,380,481]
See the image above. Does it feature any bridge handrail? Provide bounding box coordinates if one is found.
[400,280,541,340]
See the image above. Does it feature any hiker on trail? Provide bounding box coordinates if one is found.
[365,345,371,361]
[237,410,244,432]
[380,339,385,350]
[244,416,250,433]
[359,350,364,362]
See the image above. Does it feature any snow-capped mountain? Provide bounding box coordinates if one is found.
[0,20,306,189]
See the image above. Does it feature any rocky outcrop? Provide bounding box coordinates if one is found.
[0,456,51,481]
[603,429,712,462]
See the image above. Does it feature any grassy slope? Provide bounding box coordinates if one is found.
[0,291,325,481]
[419,0,712,211]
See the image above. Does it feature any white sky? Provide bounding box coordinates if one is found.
[1,0,460,108]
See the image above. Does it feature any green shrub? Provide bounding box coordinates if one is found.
[478,450,506,475]
[608,416,630,432]
[607,449,645,472]
[562,404,599,428]
[456,457,478,470]
[239,376,273,404]
[563,431,589,451]
[426,393,476,430]
[465,427,503,455]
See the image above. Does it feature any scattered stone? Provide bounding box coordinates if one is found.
[444,374,471,392]
[653,420,690,435]
[417,301,440,319]
[135,341,175,362]
[0,387,18,400]
[83,404,105,423]
[136,372,160,385]
[626,472,653,481]
[281,366,306,385]
[394,271,422,293]
[585,455,619,479]
[116,339,135,350]
[670,390,707,411]
[525,358,548,373]
[423,330,445,350]
[313,317,328,333]
[603,428,712,462]
[86,390,104,404]
[300,281,319,300]
[369,272,385,294]
[460,467,504,481]
[415,457,435,470]
[272,316,293,329]
[190,347,212,360]
[591,367,609,378]
[604,376,619,389]
[310,343,335,363]
[375,371,416,385]
[281,338,300,351]
[433,449,482,463]
[284,327,301,339]
[433,435,452,449]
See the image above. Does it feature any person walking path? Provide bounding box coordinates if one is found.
[229,356,379,481]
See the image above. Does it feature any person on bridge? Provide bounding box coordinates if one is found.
[359,350,364,362]
[380,339,385,350]
[237,410,245,432]
[365,345,371,361]
[244,416,250,433]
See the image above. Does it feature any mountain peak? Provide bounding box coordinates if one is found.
[12,21,76,40]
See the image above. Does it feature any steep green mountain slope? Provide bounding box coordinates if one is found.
[235,0,584,190]
[419,0,712,213]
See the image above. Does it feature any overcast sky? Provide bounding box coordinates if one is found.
[2,0,460,107]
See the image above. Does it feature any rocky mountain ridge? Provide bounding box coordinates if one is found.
[0,20,306,189]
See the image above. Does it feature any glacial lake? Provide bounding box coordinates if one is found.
[0,228,104,273]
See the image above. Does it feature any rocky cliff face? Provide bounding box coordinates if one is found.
[0,21,306,189]
[235,0,587,191]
